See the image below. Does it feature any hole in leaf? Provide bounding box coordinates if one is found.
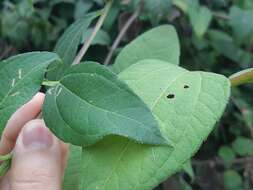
[167,94,175,99]
[184,85,189,89]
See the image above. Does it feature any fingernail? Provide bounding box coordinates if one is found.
[22,124,53,149]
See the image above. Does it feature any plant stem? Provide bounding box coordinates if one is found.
[72,0,113,65]
[104,7,141,65]
[42,80,60,87]
[229,68,253,87]
[0,153,12,161]
[212,11,230,20]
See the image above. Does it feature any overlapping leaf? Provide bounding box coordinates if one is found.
[0,52,60,135]
[112,25,180,73]
[79,59,230,190]
[43,62,167,146]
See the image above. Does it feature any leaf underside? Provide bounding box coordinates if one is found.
[0,52,60,135]
[112,25,180,73]
[78,59,231,190]
[43,62,167,147]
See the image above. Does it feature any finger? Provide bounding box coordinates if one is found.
[60,142,69,174]
[10,119,63,190]
[0,93,45,155]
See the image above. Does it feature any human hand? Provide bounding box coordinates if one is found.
[0,93,69,190]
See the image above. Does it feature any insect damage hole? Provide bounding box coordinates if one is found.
[167,94,175,99]
[184,85,189,89]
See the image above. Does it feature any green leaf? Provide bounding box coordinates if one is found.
[0,52,60,135]
[232,136,253,156]
[223,170,243,190]
[43,62,167,146]
[112,25,180,73]
[188,4,212,38]
[82,29,111,46]
[144,0,172,24]
[207,30,252,67]
[79,59,230,190]
[229,6,253,42]
[218,146,236,167]
[74,0,93,19]
[63,145,82,190]
[47,11,101,80]
[174,0,212,37]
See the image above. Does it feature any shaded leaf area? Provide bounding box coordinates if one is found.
[78,60,230,190]
[112,25,180,73]
[0,52,60,135]
[43,62,167,146]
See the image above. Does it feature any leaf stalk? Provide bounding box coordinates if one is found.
[229,68,253,87]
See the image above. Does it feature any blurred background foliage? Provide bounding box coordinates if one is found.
[1,0,253,189]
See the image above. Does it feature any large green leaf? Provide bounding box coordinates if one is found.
[112,25,180,73]
[47,11,100,80]
[43,62,167,146]
[79,59,230,190]
[0,52,60,135]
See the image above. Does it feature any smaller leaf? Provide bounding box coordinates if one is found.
[43,62,167,147]
[82,29,111,46]
[47,11,101,80]
[112,25,180,73]
[223,170,243,190]
[188,4,212,38]
[208,30,252,67]
[144,0,172,24]
[232,136,253,156]
[218,146,235,167]
[0,52,60,135]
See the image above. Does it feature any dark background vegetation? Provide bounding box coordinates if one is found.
[1,0,253,189]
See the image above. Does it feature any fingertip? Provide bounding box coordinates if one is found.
[0,93,45,155]
[10,119,63,190]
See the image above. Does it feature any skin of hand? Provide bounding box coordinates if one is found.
[0,93,69,190]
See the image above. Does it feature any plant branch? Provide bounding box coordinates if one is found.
[212,11,231,20]
[104,6,141,66]
[72,0,113,65]
[229,68,253,87]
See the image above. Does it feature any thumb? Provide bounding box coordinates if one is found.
[10,119,62,190]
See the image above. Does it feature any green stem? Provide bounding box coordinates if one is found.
[0,153,12,161]
[0,153,12,177]
[229,68,253,87]
[42,80,60,87]
[72,0,113,65]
